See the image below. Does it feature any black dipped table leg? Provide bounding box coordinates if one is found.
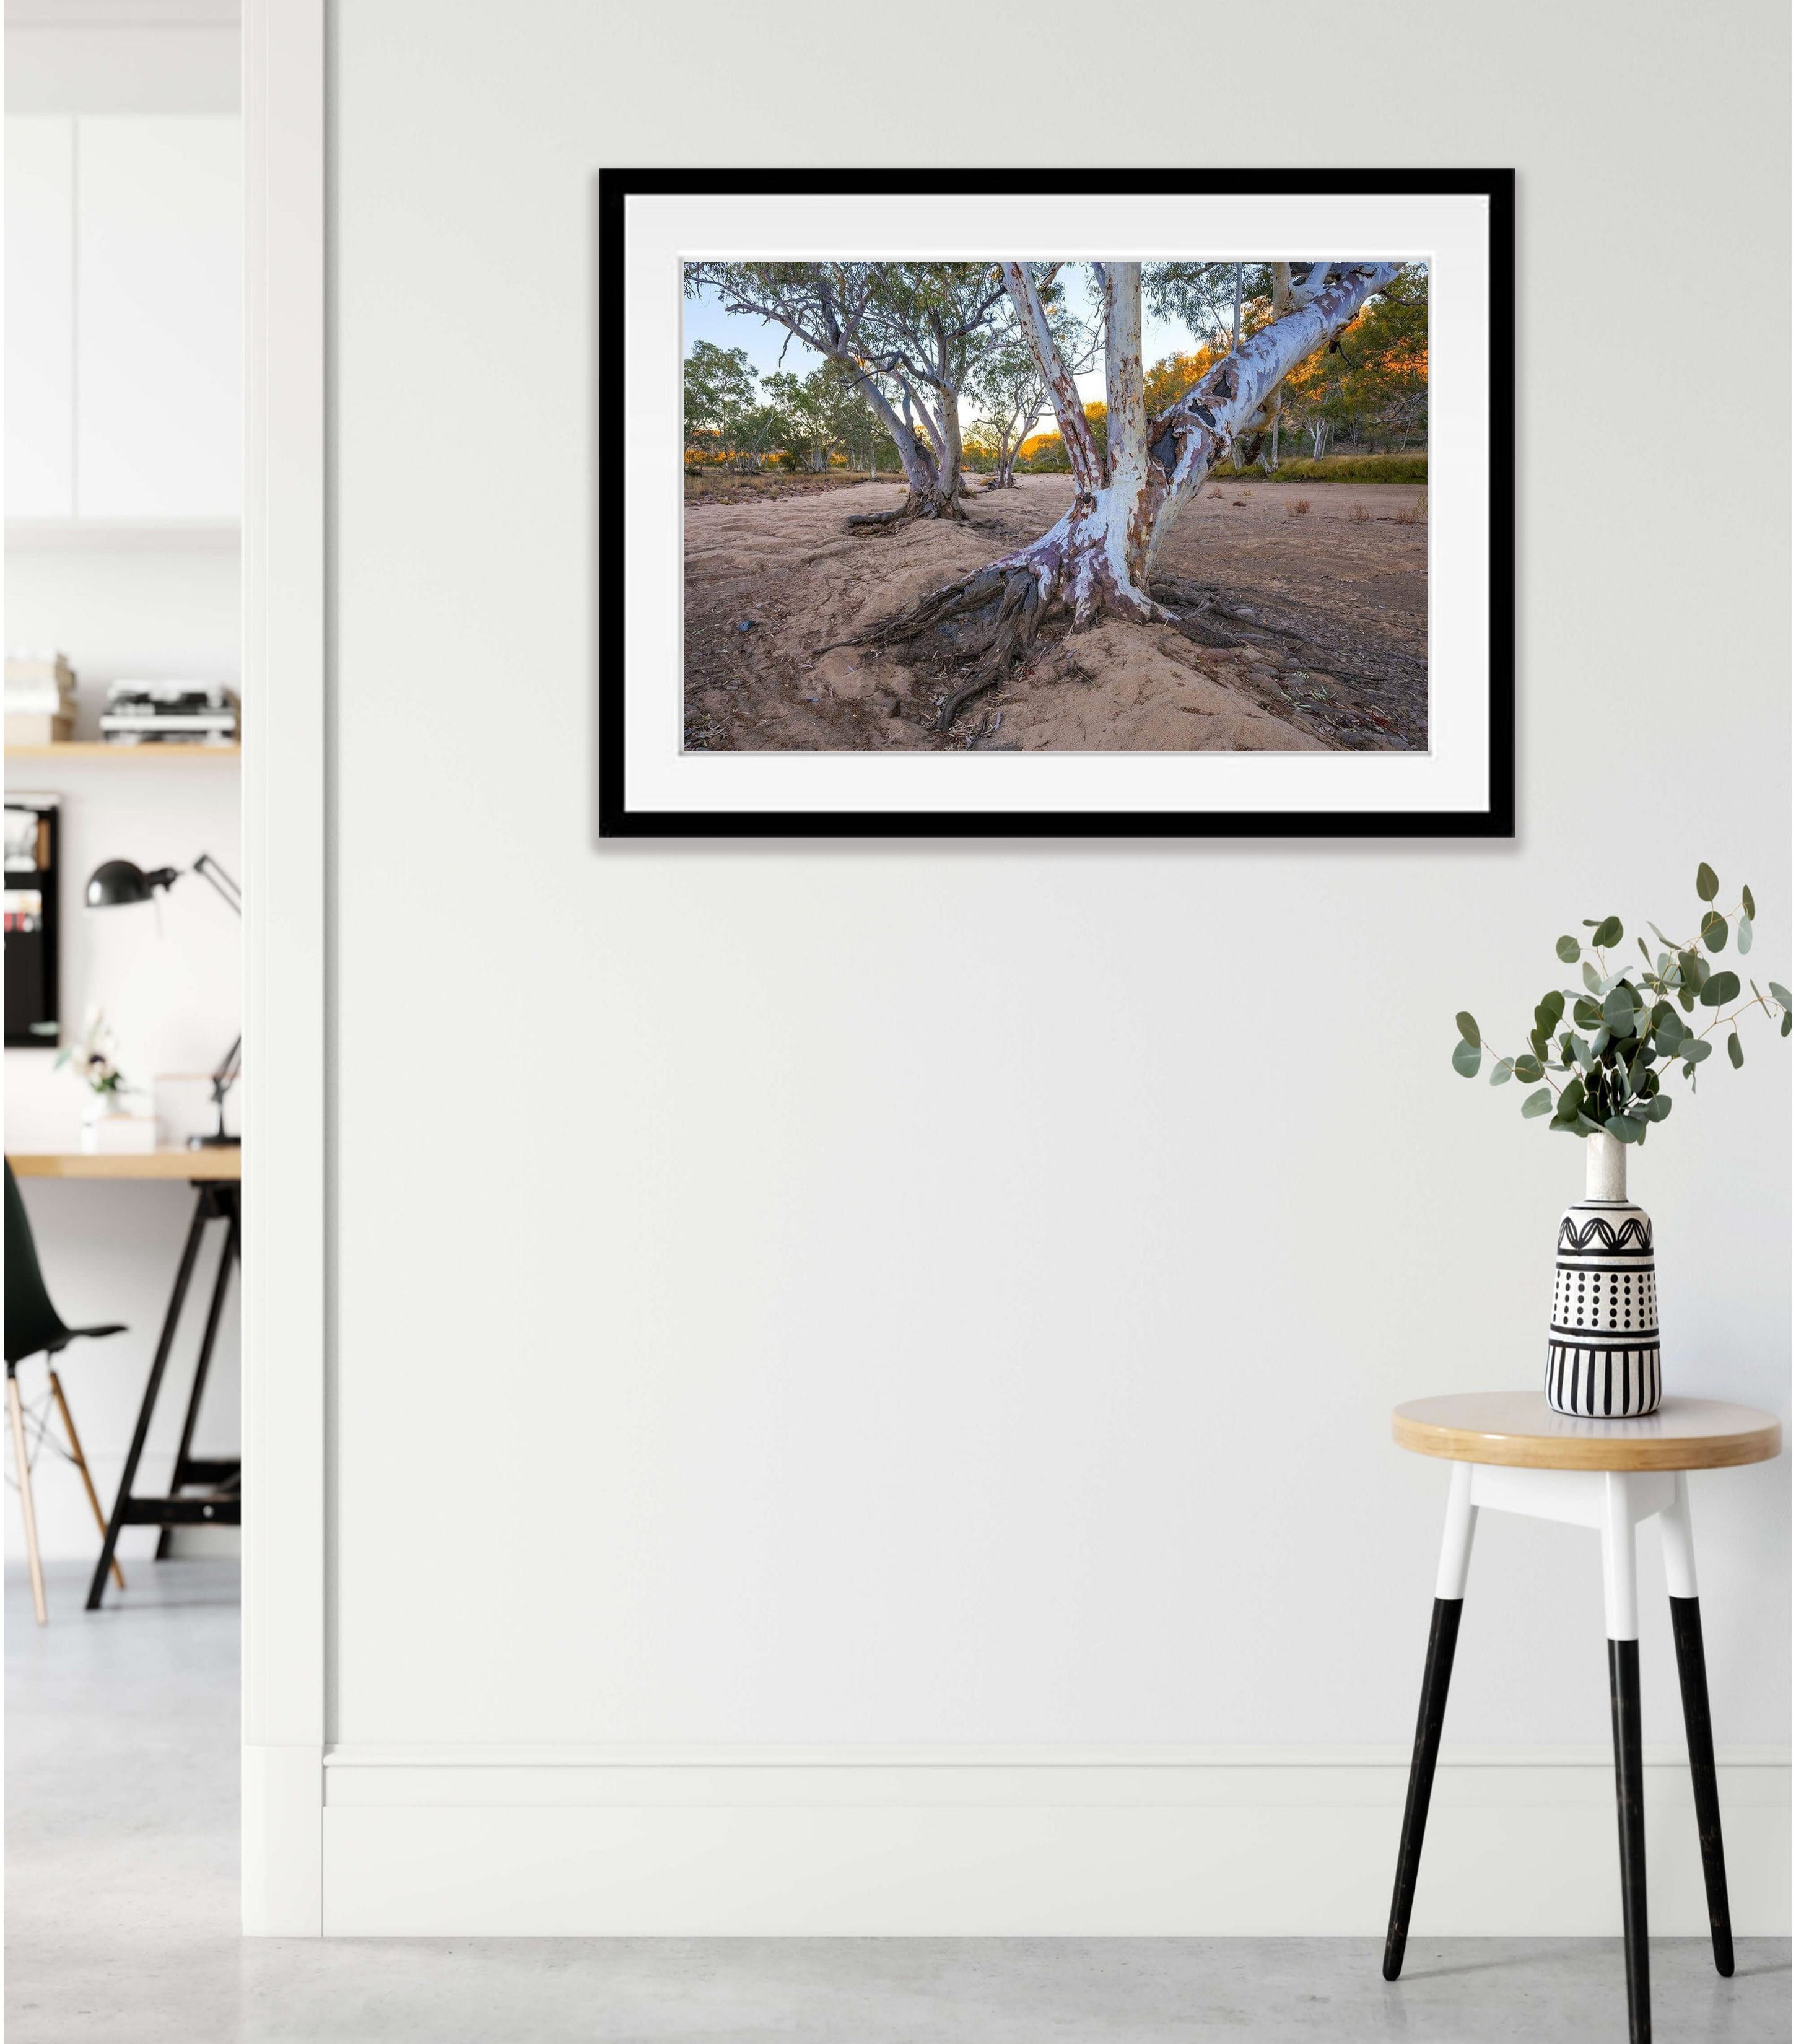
[1609,1638,1651,2044]
[1668,1595,1733,1976]
[1383,1595,1463,1981]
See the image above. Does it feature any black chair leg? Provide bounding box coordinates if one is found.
[1609,1638,1650,2044]
[1668,1595,1733,1976]
[1383,1595,1463,1980]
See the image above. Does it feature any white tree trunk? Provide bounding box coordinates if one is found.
[853,260,1400,719]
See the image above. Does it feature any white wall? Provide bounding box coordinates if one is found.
[327,0,1790,1932]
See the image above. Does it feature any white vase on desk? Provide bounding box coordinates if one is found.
[80,1091,159,1155]
[1545,1130,1661,1417]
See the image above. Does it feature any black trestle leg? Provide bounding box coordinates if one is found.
[1668,1596,1733,1977]
[1383,1595,1463,1981]
[154,1210,238,1561]
[1609,1638,1651,2044]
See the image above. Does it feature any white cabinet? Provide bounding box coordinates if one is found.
[4,115,240,526]
[76,117,241,518]
[6,119,76,518]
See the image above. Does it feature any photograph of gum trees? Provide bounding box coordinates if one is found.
[682,260,1428,756]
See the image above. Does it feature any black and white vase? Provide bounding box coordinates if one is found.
[1546,1131,1661,1418]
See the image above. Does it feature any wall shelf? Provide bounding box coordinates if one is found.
[5,519,240,553]
[5,742,240,762]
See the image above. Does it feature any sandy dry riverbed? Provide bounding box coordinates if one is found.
[683,474,1428,753]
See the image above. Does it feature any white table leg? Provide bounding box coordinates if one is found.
[1602,1470,1640,1641]
[1660,1469,1698,1599]
[1434,1457,1478,1599]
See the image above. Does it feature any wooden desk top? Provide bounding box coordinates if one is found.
[1393,1392,1781,1472]
[6,1148,242,1182]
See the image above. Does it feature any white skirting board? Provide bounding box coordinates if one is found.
[317,1746,1790,1938]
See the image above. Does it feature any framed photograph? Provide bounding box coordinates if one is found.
[600,169,1512,838]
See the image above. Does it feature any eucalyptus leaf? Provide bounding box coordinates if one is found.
[1582,961,1603,995]
[1654,1013,1686,1055]
[1784,1011,1792,1038]
[1743,883,1756,920]
[1684,1036,1713,1065]
[1605,1114,1646,1144]
[1455,1011,1481,1047]
[1593,915,1623,949]
[1520,1087,1554,1119]
[1649,922,1676,948]
[1555,935,1580,964]
[1738,916,1753,954]
[1645,1094,1673,1122]
[1699,970,1740,1008]
[1728,1031,1743,1069]
[1701,909,1728,953]
[1514,1054,1544,1083]
[1452,1038,1481,1078]
[1572,997,1603,1029]
[1769,982,1793,1009]
[1602,986,1637,1036]
[1561,1076,1587,1117]
[1489,1057,1514,1086]
[1696,862,1719,902]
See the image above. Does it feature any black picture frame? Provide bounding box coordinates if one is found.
[600,167,1514,839]
[3,795,61,1048]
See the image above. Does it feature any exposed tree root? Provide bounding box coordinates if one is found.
[844,556,1048,732]
[845,487,971,533]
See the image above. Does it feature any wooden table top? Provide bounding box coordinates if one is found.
[1393,1391,1781,1472]
[6,1148,242,1182]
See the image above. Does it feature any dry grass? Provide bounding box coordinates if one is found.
[1287,497,1312,517]
[1351,503,1371,526]
[1393,491,1428,527]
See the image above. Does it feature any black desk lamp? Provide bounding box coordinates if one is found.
[85,854,241,1150]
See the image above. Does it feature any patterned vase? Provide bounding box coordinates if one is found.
[1546,1131,1660,1417]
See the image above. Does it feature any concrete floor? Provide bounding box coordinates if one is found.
[6,1559,1790,2043]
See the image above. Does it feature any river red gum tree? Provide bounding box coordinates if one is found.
[687,262,1004,526]
[857,259,1400,699]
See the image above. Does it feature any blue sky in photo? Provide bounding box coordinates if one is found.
[684,267,1214,413]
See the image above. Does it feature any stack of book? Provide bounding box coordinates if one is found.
[100,681,239,746]
[4,652,76,745]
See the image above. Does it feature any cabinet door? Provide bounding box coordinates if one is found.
[6,118,76,519]
[76,116,241,518]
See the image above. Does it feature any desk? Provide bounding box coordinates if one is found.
[7,1149,242,1608]
[7,1149,241,1182]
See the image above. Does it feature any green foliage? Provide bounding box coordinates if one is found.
[1454,864,1790,1145]
[682,339,759,465]
[1210,453,1428,484]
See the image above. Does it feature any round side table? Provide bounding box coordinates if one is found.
[1384,1391,1781,2044]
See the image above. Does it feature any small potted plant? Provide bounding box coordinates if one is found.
[57,1010,152,1153]
[1454,865,1789,1417]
